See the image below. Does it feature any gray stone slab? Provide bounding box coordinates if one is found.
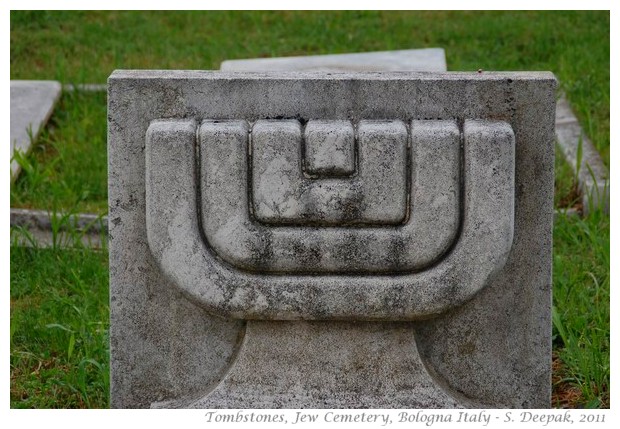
[10,208,107,249]
[109,70,556,408]
[555,95,609,214]
[10,80,61,180]
[220,48,447,72]
[10,207,107,233]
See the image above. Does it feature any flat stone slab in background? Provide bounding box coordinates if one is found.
[10,208,107,249]
[10,224,106,249]
[10,80,61,180]
[220,48,447,72]
[555,95,609,214]
[10,207,107,233]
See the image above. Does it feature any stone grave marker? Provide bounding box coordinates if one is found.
[108,70,556,408]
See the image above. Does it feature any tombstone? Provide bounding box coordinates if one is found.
[108,70,556,408]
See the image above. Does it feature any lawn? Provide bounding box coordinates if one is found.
[10,10,610,408]
[10,240,109,408]
[552,209,610,408]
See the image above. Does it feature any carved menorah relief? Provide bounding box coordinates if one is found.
[146,117,514,320]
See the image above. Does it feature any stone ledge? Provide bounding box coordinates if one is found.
[10,208,107,249]
[555,94,609,215]
[10,207,107,232]
[63,83,107,91]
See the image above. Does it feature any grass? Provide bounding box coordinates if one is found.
[9,10,609,408]
[10,90,108,214]
[554,146,582,210]
[552,207,610,408]
[10,231,109,408]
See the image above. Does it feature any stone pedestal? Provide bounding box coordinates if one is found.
[167,322,467,409]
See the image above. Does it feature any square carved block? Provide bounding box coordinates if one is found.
[109,71,556,408]
[250,119,409,226]
[304,119,356,176]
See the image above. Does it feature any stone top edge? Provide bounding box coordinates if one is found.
[11,80,62,86]
[220,48,445,61]
[228,47,445,55]
[109,70,556,82]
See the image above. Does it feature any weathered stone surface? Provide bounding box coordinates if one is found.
[109,71,556,408]
[186,118,458,274]
[304,120,355,176]
[183,321,466,408]
[250,119,408,225]
[220,48,447,72]
[10,80,61,180]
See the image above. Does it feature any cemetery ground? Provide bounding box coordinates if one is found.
[10,11,609,408]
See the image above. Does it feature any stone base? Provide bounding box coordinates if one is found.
[153,321,473,409]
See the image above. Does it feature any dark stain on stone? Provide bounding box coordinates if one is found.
[458,341,476,356]
[248,227,274,272]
